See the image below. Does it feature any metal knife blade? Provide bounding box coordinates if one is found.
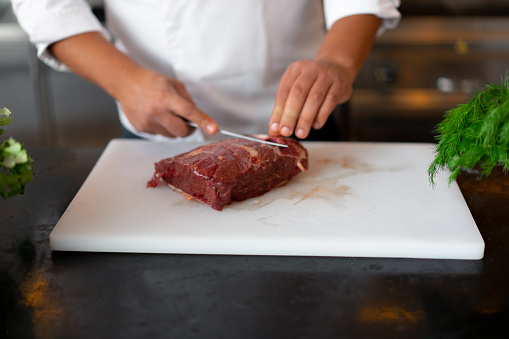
[188,122,288,148]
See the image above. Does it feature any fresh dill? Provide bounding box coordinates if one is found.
[428,72,509,186]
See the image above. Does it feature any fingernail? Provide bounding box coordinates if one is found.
[270,122,279,132]
[313,122,321,129]
[281,126,291,135]
[296,129,305,139]
[206,122,217,134]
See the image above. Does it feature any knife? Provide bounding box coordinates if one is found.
[187,122,288,148]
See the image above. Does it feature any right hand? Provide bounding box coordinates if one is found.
[47,32,218,137]
[117,67,218,138]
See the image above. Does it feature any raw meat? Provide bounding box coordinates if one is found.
[147,137,308,211]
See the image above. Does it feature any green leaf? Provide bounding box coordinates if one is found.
[0,108,35,199]
[429,71,509,185]
[0,107,13,135]
[0,162,35,199]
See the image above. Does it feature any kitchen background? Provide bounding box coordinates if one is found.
[1,0,508,147]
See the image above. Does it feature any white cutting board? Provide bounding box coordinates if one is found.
[50,139,484,259]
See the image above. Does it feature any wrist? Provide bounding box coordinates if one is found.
[315,14,381,86]
[314,58,356,88]
[103,57,146,102]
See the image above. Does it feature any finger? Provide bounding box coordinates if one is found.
[121,103,179,138]
[294,77,331,139]
[170,80,219,135]
[165,93,218,135]
[172,80,194,103]
[149,124,177,138]
[313,82,342,130]
[154,111,194,137]
[269,64,301,136]
[279,72,317,137]
[134,113,178,138]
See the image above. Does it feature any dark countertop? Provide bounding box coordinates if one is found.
[1,146,508,339]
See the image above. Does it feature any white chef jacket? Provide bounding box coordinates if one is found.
[12,0,400,142]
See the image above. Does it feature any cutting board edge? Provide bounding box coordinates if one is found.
[50,234,485,260]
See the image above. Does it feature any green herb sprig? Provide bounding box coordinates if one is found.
[428,72,509,185]
[1,107,35,199]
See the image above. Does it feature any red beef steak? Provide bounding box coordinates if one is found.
[147,137,308,211]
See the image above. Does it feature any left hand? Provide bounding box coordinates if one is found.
[269,60,353,139]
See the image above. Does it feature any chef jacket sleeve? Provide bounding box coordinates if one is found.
[11,0,111,71]
[323,0,401,36]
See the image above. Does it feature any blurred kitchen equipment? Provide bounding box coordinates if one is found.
[349,0,509,142]
[2,0,509,146]
[0,0,117,147]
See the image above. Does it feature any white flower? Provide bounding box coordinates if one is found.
[1,138,28,168]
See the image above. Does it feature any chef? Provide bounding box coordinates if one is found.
[12,0,400,142]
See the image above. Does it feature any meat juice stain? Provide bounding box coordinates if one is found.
[288,156,372,205]
[295,156,409,206]
[237,156,368,211]
[237,195,277,211]
[169,199,200,209]
[319,156,374,171]
[293,184,352,206]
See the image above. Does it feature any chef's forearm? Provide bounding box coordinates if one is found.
[49,31,218,137]
[315,14,381,86]
[48,32,142,101]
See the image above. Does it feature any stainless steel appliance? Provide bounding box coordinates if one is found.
[0,1,118,147]
[2,0,508,145]
[349,1,509,142]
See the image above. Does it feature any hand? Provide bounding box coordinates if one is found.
[47,32,218,138]
[48,32,219,138]
[118,68,218,138]
[269,60,352,139]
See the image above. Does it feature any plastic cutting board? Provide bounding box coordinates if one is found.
[50,139,484,259]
